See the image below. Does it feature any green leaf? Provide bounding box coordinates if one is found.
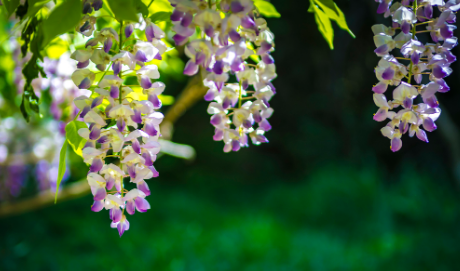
[22,54,45,88]
[101,0,115,17]
[55,140,68,203]
[42,0,82,48]
[65,120,88,157]
[2,0,20,17]
[149,11,171,23]
[25,0,52,20]
[314,0,355,38]
[314,0,336,12]
[254,0,280,18]
[107,0,139,22]
[311,1,334,49]
[30,27,44,57]
[20,94,29,122]
[20,54,45,121]
[134,0,149,17]
[21,16,38,56]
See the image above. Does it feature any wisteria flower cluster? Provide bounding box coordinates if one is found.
[31,53,88,128]
[372,0,458,151]
[70,7,167,236]
[170,0,276,152]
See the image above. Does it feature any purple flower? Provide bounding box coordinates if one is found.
[71,17,166,237]
[372,0,457,151]
[125,24,134,38]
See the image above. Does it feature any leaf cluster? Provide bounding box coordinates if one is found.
[308,0,355,49]
[2,0,84,120]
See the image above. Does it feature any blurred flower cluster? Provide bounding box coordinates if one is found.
[28,53,91,133]
[0,117,68,200]
[170,0,276,152]
[71,6,167,236]
[0,29,73,200]
[372,0,458,151]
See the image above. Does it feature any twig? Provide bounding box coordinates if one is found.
[0,180,90,217]
[160,73,208,140]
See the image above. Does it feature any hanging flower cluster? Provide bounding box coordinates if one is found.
[31,54,87,127]
[169,0,276,152]
[71,13,167,236]
[372,0,458,151]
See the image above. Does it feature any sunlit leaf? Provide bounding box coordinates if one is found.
[314,0,355,38]
[55,140,68,203]
[42,0,82,48]
[311,1,334,49]
[254,0,280,18]
[65,120,88,157]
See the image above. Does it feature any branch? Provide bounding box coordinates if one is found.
[160,73,208,140]
[0,74,208,217]
[0,179,89,217]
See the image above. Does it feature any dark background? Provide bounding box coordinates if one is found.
[2,0,460,270]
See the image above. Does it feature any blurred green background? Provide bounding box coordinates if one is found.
[2,0,460,270]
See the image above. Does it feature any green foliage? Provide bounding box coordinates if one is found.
[65,120,88,157]
[20,54,46,121]
[107,0,139,22]
[149,11,171,23]
[16,0,54,121]
[309,0,355,50]
[1,0,20,17]
[315,0,355,37]
[19,94,30,122]
[55,120,87,202]
[25,0,52,21]
[42,0,82,47]
[20,16,41,56]
[133,0,149,18]
[22,54,45,87]
[311,2,334,49]
[254,0,281,18]
[55,140,68,203]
